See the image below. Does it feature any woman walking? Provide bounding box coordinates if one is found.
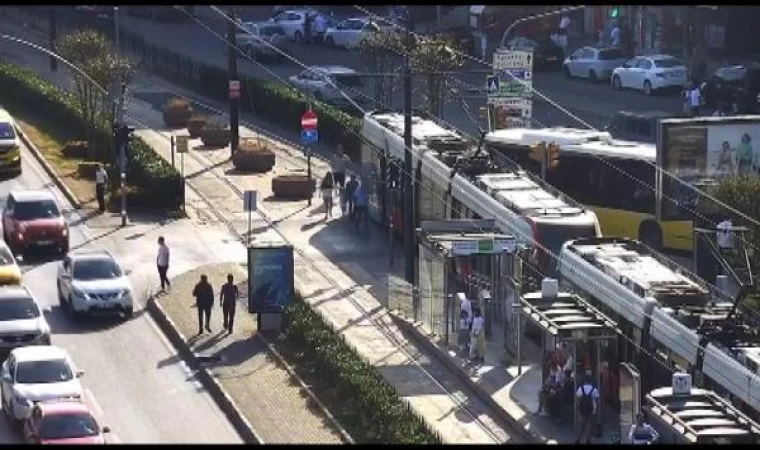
[321,171,335,220]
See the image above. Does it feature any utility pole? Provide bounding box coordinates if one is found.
[49,7,57,71]
[114,6,120,53]
[117,82,128,227]
[403,8,415,284]
[227,6,240,157]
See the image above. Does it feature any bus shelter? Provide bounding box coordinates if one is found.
[415,219,519,363]
[517,289,619,430]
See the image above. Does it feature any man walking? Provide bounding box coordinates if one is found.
[353,180,368,230]
[575,372,600,444]
[344,174,359,220]
[156,236,171,292]
[193,274,214,334]
[95,163,108,213]
[220,273,239,334]
[314,12,327,45]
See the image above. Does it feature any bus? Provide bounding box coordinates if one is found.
[359,111,601,275]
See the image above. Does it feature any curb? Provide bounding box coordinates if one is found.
[17,128,82,209]
[389,312,544,445]
[257,332,354,444]
[146,295,263,444]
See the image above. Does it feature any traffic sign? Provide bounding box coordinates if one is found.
[486,75,499,94]
[229,80,240,99]
[301,110,318,129]
[175,135,189,154]
[301,129,318,145]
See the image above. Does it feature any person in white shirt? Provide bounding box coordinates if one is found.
[628,413,659,445]
[457,292,472,325]
[157,236,171,292]
[469,307,486,363]
[689,86,702,117]
[536,357,565,415]
[95,164,108,213]
[610,24,620,47]
[559,15,570,34]
[314,13,327,45]
[717,218,734,252]
[575,373,600,444]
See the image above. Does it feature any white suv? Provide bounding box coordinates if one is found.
[57,249,134,320]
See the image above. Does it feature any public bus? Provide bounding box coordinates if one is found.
[359,111,601,275]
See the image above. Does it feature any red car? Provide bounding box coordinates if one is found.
[23,401,110,444]
[2,190,69,256]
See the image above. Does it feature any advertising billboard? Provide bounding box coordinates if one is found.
[247,244,295,313]
[659,116,760,217]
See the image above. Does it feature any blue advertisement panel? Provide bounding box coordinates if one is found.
[247,245,295,313]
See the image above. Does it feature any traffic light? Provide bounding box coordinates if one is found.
[609,6,620,18]
[547,141,560,169]
[529,141,547,163]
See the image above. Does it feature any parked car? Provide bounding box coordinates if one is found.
[0,286,51,356]
[288,66,364,106]
[0,108,22,175]
[57,249,134,320]
[503,36,565,71]
[611,55,688,95]
[0,241,21,286]
[702,62,760,114]
[0,346,84,428]
[234,21,289,60]
[562,46,627,82]
[323,17,385,49]
[2,190,69,256]
[23,401,110,444]
[268,8,319,43]
[605,110,674,143]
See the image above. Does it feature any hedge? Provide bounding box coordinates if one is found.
[0,62,183,210]
[283,295,441,444]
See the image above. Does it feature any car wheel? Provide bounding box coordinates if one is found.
[643,80,653,96]
[325,36,335,47]
[563,65,571,78]
[125,306,134,319]
[57,280,65,304]
[589,70,598,83]
[68,296,80,321]
[294,31,303,43]
[612,75,622,90]
[7,400,21,430]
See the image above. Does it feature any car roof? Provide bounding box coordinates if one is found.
[311,65,357,74]
[0,285,31,300]
[11,345,69,362]
[646,54,680,61]
[69,249,113,260]
[10,190,56,203]
[36,401,91,416]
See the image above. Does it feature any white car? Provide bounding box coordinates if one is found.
[323,17,382,49]
[268,9,318,43]
[0,286,51,352]
[57,249,134,320]
[1,346,84,426]
[563,46,627,82]
[288,66,364,106]
[611,55,689,95]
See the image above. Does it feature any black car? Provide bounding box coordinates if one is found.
[702,63,760,114]
[503,37,565,71]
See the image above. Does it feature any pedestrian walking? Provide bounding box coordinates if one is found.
[314,12,327,45]
[345,174,359,220]
[574,372,600,444]
[688,84,702,117]
[628,412,659,445]
[321,171,335,220]
[156,236,171,292]
[192,274,214,334]
[332,145,349,189]
[457,292,472,352]
[609,22,621,48]
[469,307,486,363]
[219,273,239,334]
[95,163,108,213]
[353,181,368,231]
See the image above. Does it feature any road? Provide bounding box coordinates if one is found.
[113,6,685,135]
[0,142,242,443]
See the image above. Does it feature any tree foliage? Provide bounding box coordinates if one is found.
[56,29,134,160]
[709,176,760,267]
[407,34,464,117]
[358,29,403,109]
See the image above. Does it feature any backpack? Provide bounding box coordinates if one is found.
[578,385,595,416]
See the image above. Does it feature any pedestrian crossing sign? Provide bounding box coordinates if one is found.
[487,75,500,94]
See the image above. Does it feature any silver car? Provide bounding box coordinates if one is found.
[235,22,289,60]
[0,286,51,353]
[563,46,627,82]
[288,66,365,106]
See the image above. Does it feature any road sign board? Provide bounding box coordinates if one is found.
[493,49,533,70]
[301,110,318,129]
[490,49,534,130]
[486,75,500,94]
[229,80,241,99]
[244,190,257,212]
[175,135,189,153]
[301,129,318,145]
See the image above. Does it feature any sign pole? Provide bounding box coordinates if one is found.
[541,143,547,181]
[170,135,175,168]
[247,196,252,247]
[307,145,312,206]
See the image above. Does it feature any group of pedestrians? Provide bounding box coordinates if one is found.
[456,292,486,363]
[318,148,368,230]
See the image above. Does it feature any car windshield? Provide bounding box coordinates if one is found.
[0,247,14,266]
[0,297,39,321]
[16,360,73,384]
[598,49,624,60]
[13,200,60,221]
[72,258,123,281]
[655,57,683,68]
[0,123,15,139]
[40,413,99,440]
[333,74,362,88]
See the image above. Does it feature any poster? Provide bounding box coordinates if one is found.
[705,123,760,178]
[247,245,295,313]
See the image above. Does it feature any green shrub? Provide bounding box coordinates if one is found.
[0,62,183,210]
[283,294,441,444]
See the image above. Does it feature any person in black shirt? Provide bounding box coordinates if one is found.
[220,274,239,334]
[344,174,359,220]
[192,274,214,334]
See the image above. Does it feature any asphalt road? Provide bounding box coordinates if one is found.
[0,143,242,443]
[114,6,686,135]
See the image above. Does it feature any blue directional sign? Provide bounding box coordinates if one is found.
[301,129,318,145]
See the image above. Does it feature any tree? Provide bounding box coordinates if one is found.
[56,29,134,160]
[407,34,464,118]
[358,29,403,109]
